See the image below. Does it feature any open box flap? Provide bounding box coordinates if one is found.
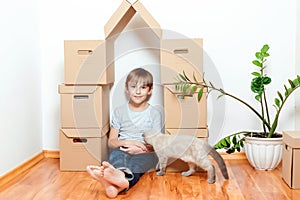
[61,124,109,138]
[58,84,109,94]
[283,131,300,148]
[104,0,161,39]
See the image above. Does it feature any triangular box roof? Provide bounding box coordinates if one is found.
[104,0,161,39]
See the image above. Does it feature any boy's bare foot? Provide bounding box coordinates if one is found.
[86,163,129,198]
[87,165,119,198]
[101,161,130,189]
[86,165,104,181]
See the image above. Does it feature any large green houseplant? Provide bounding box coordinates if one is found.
[175,44,300,169]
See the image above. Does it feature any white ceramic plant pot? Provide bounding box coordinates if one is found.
[244,136,282,170]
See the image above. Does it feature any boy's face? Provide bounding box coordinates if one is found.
[126,80,152,105]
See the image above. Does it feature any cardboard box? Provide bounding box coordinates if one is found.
[282,131,300,189]
[104,0,161,39]
[59,84,110,128]
[64,40,114,84]
[165,130,208,172]
[161,39,203,84]
[60,126,109,171]
[164,85,207,129]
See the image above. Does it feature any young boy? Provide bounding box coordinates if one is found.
[87,68,163,198]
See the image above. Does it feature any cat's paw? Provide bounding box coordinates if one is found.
[156,171,165,176]
[155,163,160,170]
[207,178,216,184]
[181,171,192,177]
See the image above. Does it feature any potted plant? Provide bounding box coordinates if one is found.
[175,44,300,170]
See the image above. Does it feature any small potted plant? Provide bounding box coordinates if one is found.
[175,44,300,170]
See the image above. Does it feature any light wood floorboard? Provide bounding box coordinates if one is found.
[0,158,300,200]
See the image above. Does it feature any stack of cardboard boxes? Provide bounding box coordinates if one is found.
[58,0,207,172]
[58,40,113,171]
[161,38,207,171]
[161,38,207,137]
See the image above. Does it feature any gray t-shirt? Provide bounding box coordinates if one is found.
[111,103,163,143]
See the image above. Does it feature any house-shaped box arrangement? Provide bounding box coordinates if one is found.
[282,131,300,189]
[58,0,207,171]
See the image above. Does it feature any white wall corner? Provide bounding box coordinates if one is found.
[296,0,300,130]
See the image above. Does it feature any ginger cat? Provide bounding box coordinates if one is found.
[143,130,229,183]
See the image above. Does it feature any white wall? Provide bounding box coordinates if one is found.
[0,0,42,176]
[39,0,122,150]
[296,0,300,129]
[1,0,298,176]
[110,14,163,116]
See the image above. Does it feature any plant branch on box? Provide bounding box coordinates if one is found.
[175,44,300,153]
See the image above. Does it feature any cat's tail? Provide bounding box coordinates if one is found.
[209,148,229,180]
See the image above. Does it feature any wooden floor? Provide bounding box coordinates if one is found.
[0,158,300,200]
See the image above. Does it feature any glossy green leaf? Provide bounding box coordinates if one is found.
[261,44,270,53]
[288,79,295,88]
[197,88,204,102]
[251,72,261,77]
[183,84,190,93]
[252,60,262,67]
[255,52,262,60]
[225,137,231,144]
[179,74,187,81]
[262,76,271,85]
[183,71,191,82]
[193,72,198,83]
[226,148,235,154]
[277,91,283,101]
[284,84,289,96]
[275,98,280,108]
[220,139,228,147]
[217,94,225,99]
[190,85,197,94]
[297,75,300,85]
[255,94,261,101]
[240,140,244,148]
[232,135,237,144]
[293,77,300,86]
[209,81,215,88]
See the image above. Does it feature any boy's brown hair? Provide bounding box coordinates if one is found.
[125,68,153,89]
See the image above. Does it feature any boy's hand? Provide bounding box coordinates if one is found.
[124,140,147,151]
[120,141,149,154]
[120,145,146,154]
